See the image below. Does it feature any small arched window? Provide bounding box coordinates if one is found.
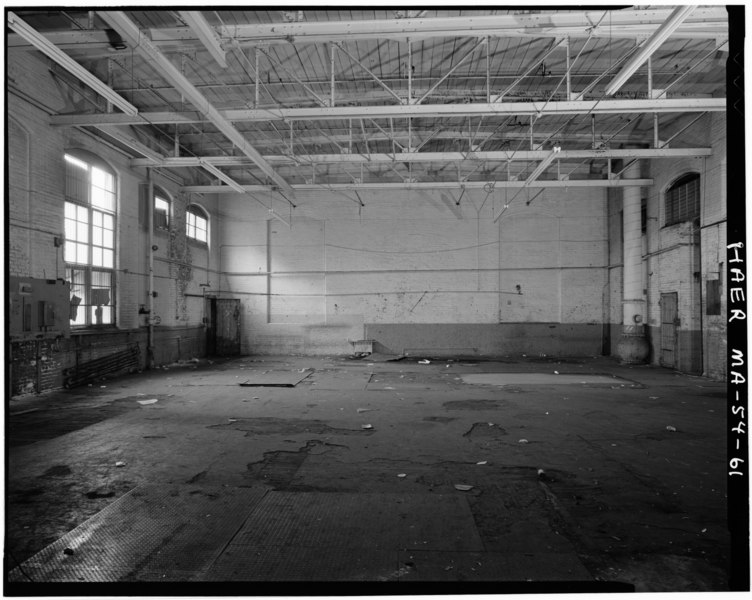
[664,172,700,227]
[186,204,209,244]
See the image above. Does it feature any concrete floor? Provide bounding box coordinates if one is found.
[5,354,730,593]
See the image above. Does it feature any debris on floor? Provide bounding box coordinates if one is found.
[454,484,474,491]
[666,425,677,432]
[115,461,126,467]
[419,360,431,364]
[361,424,373,430]
[519,439,529,444]
[137,399,158,405]
[239,370,313,387]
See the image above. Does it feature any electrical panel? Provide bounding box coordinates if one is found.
[9,277,70,340]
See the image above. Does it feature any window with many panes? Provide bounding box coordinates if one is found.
[64,152,116,327]
[664,172,701,227]
[186,204,208,244]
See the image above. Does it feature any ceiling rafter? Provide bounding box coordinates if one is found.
[50,97,726,128]
[181,178,654,194]
[131,148,712,168]
[177,11,227,68]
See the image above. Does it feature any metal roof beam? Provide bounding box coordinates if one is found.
[51,97,726,127]
[177,11,227,68]
[171,8,726,44]
[8,8,727,52]
[132,147,712,168]
[7,12,138,116]
[97,10,294,197]
[605,5,696,96]
[181,179,653,194]
[524,150,558,185]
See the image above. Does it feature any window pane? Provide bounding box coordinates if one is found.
[93,211,102,227]
[103,229,114,249]
[77,205,88,222]
[65,218,76,241]
[77,243,88,264]
[92,247,103,266]
[64,242,76,263]
[93,226,103,246]
[91,186,114,212]
[66,267,87,326]
[65,202,76,219]
[102,249,114,268]
[91,167,114,192]
[77,222,88,243]
[91,305,113,325]
[197,227,207,243]
[103,213,114,230]
[187,212,195,227]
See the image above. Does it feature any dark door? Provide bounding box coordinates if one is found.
[660,292,679,368]
[215,298,241,356]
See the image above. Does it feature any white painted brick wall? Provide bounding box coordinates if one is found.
[220,186,610,351]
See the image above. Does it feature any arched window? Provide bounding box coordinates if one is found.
[64,150,116,327]
[664,172,700,227]
[186,204,209,244]
[154,187,171,230]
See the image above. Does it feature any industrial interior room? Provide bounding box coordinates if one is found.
[5,5,746,594]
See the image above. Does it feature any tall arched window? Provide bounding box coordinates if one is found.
[664,172,700,227]
[64,151,117,327]
[186,204,209,244]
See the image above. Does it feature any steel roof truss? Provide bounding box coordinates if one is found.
[98,10,295,197]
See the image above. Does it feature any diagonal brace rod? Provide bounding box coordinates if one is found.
[416,38,486,104]
[334,41,404,104]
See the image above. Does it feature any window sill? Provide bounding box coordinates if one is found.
[69,326,122,335]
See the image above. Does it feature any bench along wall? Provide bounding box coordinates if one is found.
[219,184,609,356]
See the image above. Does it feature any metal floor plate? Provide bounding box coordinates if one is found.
[8,484,268,583]
[201,491,484,581]
[204,546,400,581]
[227,491,484,551]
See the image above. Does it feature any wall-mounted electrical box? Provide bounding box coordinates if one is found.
[9,277,70,340]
